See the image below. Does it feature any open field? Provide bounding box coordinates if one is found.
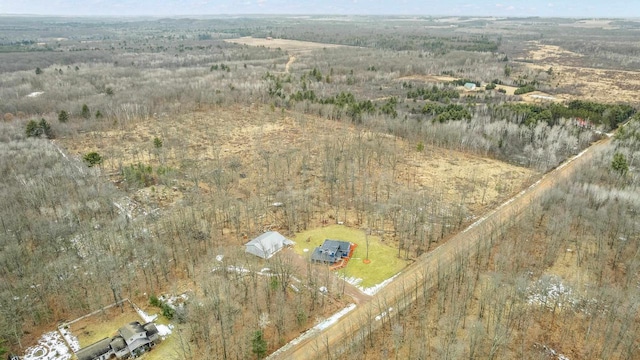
[57,105,536,216]
[226,36,346,53]
[521,42,640,104]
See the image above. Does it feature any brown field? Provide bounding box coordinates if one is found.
[225,36,346,53]
[524,42,640,104]
[58,105,536,216]
[558,19,619,30]
[397,74,459,83]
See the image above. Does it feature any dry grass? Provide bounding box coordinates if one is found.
[70,303,156,348]
[225,36,346,53]
[524,42,640,104]
[397,74,459,83]
[58,105,536,216]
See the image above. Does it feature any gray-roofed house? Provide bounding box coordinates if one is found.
[245,231,295,259]
[75,321,161,360]
[110,336,129,359]
[119,321,156,356]
[311,239,352,264]
[76,338,113,360]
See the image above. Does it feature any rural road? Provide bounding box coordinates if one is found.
[273,137,611,359]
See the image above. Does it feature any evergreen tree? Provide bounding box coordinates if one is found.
[58,110,69,123]
[611,152,629,175]
[25,120,41,137]
[81,104,91,119]
[83,152,103,167]
[25,119,54,139]
[251,330,267,359]
[39,118,53,138]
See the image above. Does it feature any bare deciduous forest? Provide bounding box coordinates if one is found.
[0,15,638,359]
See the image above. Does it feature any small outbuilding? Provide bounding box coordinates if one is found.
[245,231,295,259]
[464,82,477,90]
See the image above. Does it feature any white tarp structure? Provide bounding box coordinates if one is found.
[245,231,294,259]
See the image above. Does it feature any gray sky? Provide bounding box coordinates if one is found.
[0,0,636,18]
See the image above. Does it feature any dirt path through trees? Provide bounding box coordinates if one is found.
[285,55,296,73]
[273,137,610,359]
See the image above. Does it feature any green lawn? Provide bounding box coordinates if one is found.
[293,225,409,289]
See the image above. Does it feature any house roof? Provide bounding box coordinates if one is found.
[110,336,127,352]
[464,82,476,89]
[323,239,351,252]
[144,322,159,336]
[311,247,334,263]
[76,337,112,360]
[310,239,351,264]
[119,321,146,340]
[245,231,294,259]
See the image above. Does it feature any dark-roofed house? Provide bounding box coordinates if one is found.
[76,338,113,360]
[110,336,129,359]
[119,321,158,357]
[245,231,295,259]
[311,239,352,264]
[75,321,160,360]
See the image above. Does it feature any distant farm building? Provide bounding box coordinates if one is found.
[575,117,594,129]
[76,321,160,360]
[311,239,357,270]
[245,231,295,259]
[463,82,477,90]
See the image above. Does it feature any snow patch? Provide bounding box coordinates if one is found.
[527,275,579,309]
[212,265,250,274]
[361,273,400,296]
[157,324,173,337]
[23,331,71,360]
[315,304,356,330]
[537,343,570,360]
[342,276,363,287]
[342,273,400,296]
[375,307,394,321]
[266,304,356,359]
[58,326,80,352]
[158,293,189,313]
[136,307,158,323]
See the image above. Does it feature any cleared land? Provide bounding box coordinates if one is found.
[225,36,346,53]
[71,304,145,348]
[523,42,640,104]
[294,225,409,289]
[57,105,536,216]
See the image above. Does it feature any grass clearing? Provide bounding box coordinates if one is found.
[142,327,181,360]
[70,303,148,348]
[69,302,176,360]
[294,225,410,288]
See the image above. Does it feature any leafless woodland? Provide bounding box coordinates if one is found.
[0,15,638,359]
